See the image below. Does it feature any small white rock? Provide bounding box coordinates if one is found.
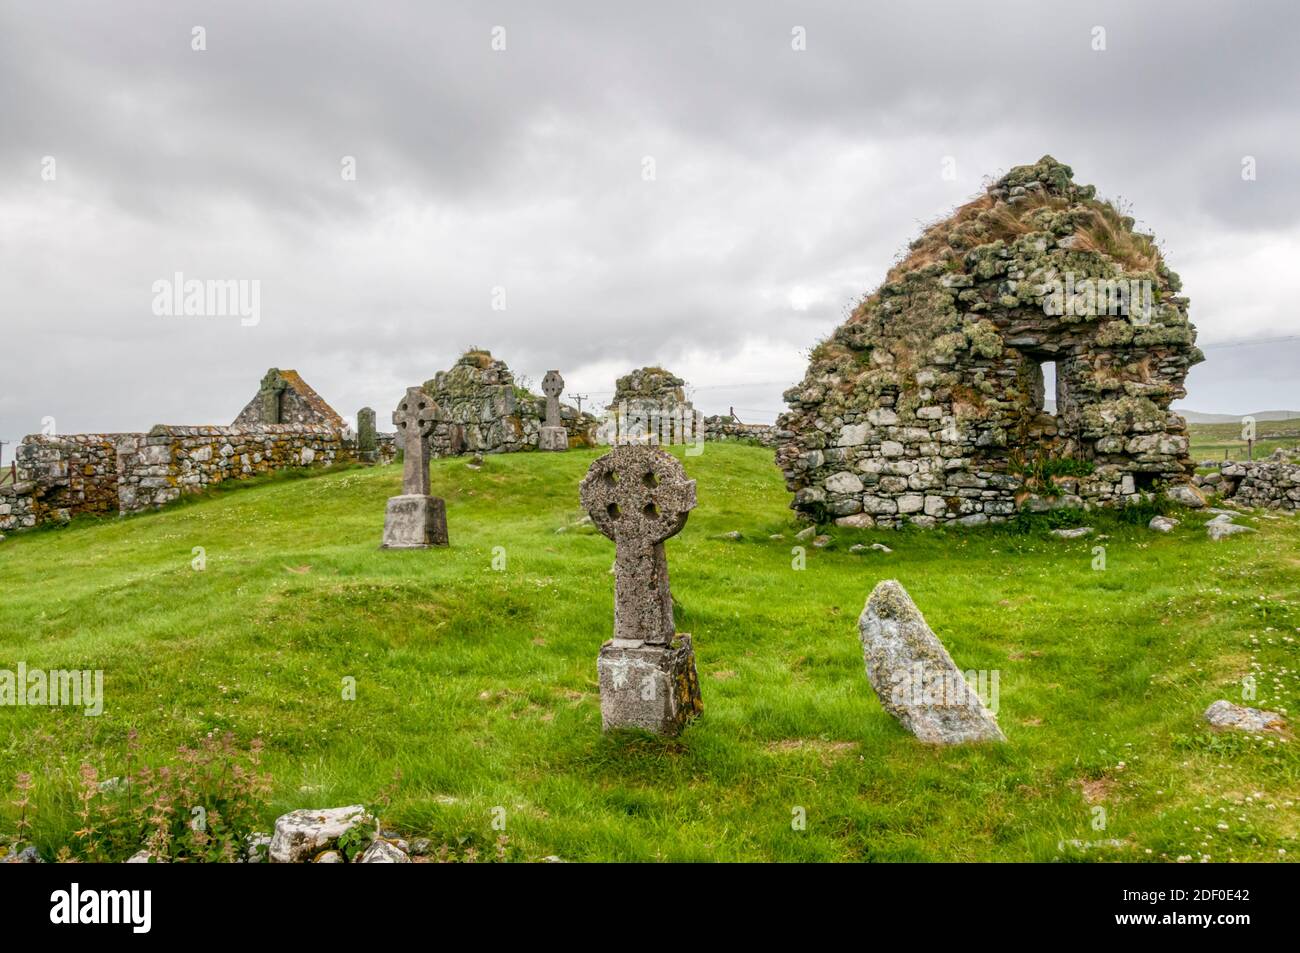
[1207,522,1255,541]
[359,840,411,864]
[269,805,371,864]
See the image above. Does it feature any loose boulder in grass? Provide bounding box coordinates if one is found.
[1204,700,1286,733]
[858,580,1005,744]
[269,805,373,863]
[1207,521,1255,541]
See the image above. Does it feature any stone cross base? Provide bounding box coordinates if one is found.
[381,494,448,549]
[358,450,378,465]
[597,634,702,735]
[539,426,568,452]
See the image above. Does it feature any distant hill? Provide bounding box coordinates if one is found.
[1175,409,1300,424]
[1039,402,1299,423]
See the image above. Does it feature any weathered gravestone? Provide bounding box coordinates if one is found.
[857,580,1005,744]
[259,369,288,424]
[579,445,702,734]
[357,407,377,464]
[381,387,448,549]
[539,370,568,451]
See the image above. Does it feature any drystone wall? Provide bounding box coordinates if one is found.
[777,156,1203,528]
[1196,459,1300,512]
[120,425,356,511]
[1,434,143,529]
[703,415,779,448]
[0,425,395,532]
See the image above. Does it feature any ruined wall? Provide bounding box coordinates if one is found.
[0,483,35,532]
[0,424,393,532]
[1199,459,1300,511]
[703,415,779,448]
[2,434,141,527]
[119,425,355,511]
[422,350,595,455]
[598,367,701,446]
[777,156,1202,528]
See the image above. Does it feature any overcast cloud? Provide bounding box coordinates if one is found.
[1,0,1297,455]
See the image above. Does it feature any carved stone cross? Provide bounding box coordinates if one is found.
[541,370,564,428]
[579,445,697,645]
[392,386,437,495]
[259,369,288,424]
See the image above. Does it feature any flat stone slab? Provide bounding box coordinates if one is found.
[858,580,1005,744]
[1204,700,1285,733]
[597,634,702,736]
[1207,521,1255,541]
[381,494,448,548]
[1049,526,1093,539]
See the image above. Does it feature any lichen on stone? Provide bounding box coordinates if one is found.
[777,156,1202,528]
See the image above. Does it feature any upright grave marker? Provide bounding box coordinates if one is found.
[259,369,288,424]
[381,387,448,548]
[539,370,568,451]
[357,407,377,464]
[579,445,702,734]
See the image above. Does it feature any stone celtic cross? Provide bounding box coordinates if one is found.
[579,445,696,645]
[259,369,288,424]
[392,387,438,495]
[541,370,564,428]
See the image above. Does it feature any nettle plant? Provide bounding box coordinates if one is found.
[13,731,272,863]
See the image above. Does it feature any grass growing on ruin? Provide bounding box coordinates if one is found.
[1,444,1297,862]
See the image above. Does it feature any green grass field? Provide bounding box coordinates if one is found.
[1188,421,1300,463]
[1,444,1297,862]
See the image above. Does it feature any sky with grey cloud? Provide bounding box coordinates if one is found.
[1,0,1297,458]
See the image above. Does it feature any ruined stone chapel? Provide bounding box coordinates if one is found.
[777,156,1204,527]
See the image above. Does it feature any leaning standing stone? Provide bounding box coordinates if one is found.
[858,580,1005,744]
[579,445,703,735]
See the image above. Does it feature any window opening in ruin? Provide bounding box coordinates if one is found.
[1040,361,1058,416]
[1134,472,1159,492]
